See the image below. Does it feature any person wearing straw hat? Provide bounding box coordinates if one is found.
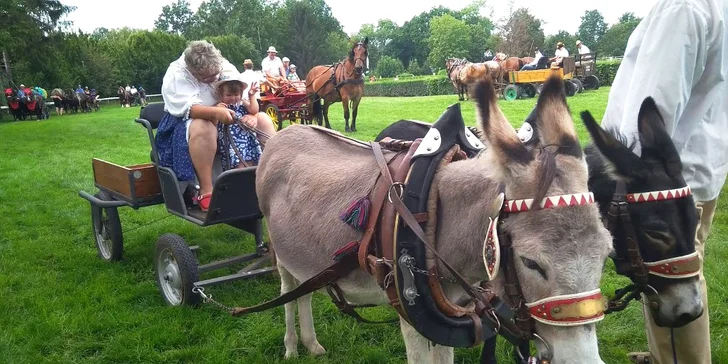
[261,46,287,91]
[549,41,569,67]
[212,68,263,170]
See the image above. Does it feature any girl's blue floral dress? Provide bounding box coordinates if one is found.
[217,103,262,169]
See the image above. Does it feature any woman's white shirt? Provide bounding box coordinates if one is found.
[162,54,237,119]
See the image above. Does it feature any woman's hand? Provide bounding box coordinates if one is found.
[241,114,258,128]
[217,108,236,124]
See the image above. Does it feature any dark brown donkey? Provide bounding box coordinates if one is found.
[305,38,368,132]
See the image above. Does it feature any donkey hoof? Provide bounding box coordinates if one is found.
[308,343,326,356]
[284,349,299,359]
[351,127,357,132]
[345,127,351,133]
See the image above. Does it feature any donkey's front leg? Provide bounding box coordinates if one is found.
[297,292,326,356]
[278,264,299,358]
[400,316,453,364]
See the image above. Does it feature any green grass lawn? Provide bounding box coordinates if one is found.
[1,87,725,364]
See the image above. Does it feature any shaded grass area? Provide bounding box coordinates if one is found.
[0,88,725,363]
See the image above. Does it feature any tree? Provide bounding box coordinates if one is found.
[618,12,639,23]
[0,0,75,82]
[206,35,257,70]
[598,14,641,57]
[543,30,577,57]
[498,8,544,57]
[577,10,608,48]
[274,0,348,76]
[154,0,195,36]
[427,14,471,69]
[376,56,404,77]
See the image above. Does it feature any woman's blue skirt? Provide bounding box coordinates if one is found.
[154,112,196,181]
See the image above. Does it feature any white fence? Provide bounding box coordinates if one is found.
[1,94,162,111]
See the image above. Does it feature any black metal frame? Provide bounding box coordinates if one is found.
[79,102,274,292]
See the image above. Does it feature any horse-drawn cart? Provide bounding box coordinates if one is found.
[259,81,313,131]
[501,57,581,101]
[78,102,274,306]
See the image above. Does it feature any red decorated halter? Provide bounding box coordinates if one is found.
[483,191,607,327]
[623,185,700,279]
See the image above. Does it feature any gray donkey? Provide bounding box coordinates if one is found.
[255,76,614,364]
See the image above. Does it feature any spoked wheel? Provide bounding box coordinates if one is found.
[91,191,124,262]
[154,233,201,307]
[265,104,283,131]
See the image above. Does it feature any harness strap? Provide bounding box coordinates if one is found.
[326,283,399,324]
[229,248,359,316]
[370,142,529,344]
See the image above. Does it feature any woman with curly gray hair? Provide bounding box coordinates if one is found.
[155,40,276,212]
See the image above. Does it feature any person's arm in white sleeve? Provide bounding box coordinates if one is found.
[161,70,233,123]
[614,3,708,138]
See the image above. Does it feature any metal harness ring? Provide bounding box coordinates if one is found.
[387,182,405,204]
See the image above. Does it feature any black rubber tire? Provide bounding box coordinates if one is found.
[154,233,201,307]
[583,75,600,90]
[571,78,584,93]
[564,80,577,96]
[91,191,124,262]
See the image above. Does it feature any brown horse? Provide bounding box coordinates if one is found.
[446,58,499,101]
[306,37,368,132]
[499,56,524,83]
[445,58,468,101]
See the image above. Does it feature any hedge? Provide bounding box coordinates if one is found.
[364,59,623,97]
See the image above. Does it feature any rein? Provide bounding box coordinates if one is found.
[603,180,700,313]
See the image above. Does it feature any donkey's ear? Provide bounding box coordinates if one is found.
[474,78,533,167]
[532,75,582,157]
[581,110,647,180]
[637,97,683,178]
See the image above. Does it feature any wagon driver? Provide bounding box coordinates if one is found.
[262,46,288,91]
[155,40,277,212]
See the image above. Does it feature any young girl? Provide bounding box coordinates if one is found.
[213,70,263,170]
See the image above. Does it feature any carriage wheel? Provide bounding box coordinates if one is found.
[520,83,537,98]
[564,81,577,97]
[265,104,283,131]
[583,75,600,90]
[154,233,201,307]
[91,191,124,262]
[571,78,584,93]
[503,85,519,101]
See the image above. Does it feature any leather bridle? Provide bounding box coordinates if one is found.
[602,180,700,313]
[476,191,608,363]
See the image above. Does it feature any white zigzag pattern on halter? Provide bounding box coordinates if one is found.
[503,192,595,213]
[626,186,691,203]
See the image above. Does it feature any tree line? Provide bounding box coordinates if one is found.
[0,0,641,99]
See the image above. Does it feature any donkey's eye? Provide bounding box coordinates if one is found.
[644,230,674,252]
[520,257,548,279]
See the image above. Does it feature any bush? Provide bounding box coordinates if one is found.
[595,60,621,86]
[365,76,453,97]
[376,56,405,78]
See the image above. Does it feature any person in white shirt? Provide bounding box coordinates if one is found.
[576,40,591,54]
[261,46,287,90]
[156,40,276,212]
[601,1,728,363]
[520,48,545,70]
[549,41,569,67]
